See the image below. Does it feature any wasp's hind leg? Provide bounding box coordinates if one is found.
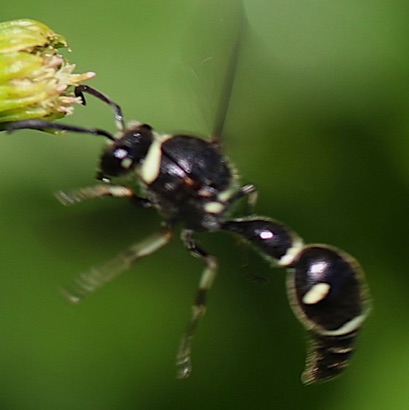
[176,229,218,379]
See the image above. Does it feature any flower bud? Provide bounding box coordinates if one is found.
[0,19,95,127]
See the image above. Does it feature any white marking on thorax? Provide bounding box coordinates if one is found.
[140,133,172,184]
[204,201,224,214]
[198,188,213,198]
[217,188,234,202]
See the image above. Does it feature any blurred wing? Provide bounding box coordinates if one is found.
[172,0,246,140]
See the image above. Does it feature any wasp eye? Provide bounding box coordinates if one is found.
[114,148,128,159]
[114,147,134,169]
[98,145,134,179]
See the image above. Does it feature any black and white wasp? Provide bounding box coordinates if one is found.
[7,3,370,384]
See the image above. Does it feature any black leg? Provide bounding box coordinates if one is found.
[176,229,218,378]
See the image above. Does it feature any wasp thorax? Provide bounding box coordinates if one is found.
[98,123,153,180]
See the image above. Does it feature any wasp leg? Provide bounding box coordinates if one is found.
[61,226,173,304]
[55,184,151,208]
[75,85,125,131]
[176,229,218,379]
[55,184,133,205]
[228,184,258,210]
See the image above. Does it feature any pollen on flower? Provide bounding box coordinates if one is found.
[0,18,95,126]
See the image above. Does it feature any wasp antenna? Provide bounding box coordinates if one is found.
[7,119,115,141]
[75,85,125,131]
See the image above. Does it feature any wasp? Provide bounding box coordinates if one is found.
[6,5,370,384]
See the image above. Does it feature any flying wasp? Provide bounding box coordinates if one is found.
[6,3,370,384]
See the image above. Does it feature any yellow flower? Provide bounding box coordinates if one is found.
[0,19,94,127]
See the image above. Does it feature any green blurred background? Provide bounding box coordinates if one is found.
[1,0,409,409]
